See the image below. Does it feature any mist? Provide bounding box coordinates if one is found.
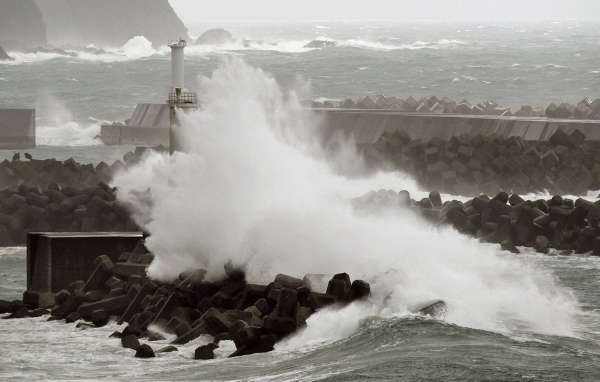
[170,0,600,22]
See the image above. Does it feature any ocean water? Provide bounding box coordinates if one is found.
[2,21,600,381]
[2,21,600,150]
[2,247,600,381]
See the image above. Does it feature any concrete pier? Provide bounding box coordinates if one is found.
[314,108,600,144]
[25,232,143,307]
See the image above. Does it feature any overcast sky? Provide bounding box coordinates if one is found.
[170,0,600,23]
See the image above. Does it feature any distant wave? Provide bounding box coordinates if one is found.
[1,36,469,65]
[186,37,467,53]
[2,36,164,65]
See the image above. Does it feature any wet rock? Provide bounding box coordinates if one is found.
[75,322,96,330]
[263,314,296,336]
[350,280,371,301]
[65,312,81,323]
[304,39,336,49]
[83,256,115,292]
[157,345,178,353]
[195,343,218,360]
[195,28,233,45]
[413,300,447,318]
[535,235,550,254]
[0,300,12,314]
[121,334,141,350]
[229,334,277,357]
[77,295,129,318]
[135,344,155,358]
[28,308,49,317]
[326,273,351,302]
[90,309,109,327]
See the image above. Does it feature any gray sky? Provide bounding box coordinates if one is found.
[170,0,600,22]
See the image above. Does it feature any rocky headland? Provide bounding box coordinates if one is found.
[0,0,47,50]
[0,0,188,50]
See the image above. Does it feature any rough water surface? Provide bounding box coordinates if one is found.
[2,248,600,381]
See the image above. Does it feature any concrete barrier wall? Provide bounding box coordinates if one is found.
[26,232,143,307]
[127,103,170,128]
[0,109,35,149]
[100,125,169,146]
[101,103,170,146]
[314,109,600,144]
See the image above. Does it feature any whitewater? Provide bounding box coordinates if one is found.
[114,58,579,338]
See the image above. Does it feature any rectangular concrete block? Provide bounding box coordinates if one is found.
[0,109,35,149]
[26,232,144,299]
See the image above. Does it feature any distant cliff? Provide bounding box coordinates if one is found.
[0,0,47,50]
[35,0,189,48]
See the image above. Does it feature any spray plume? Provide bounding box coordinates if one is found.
[113,57,580,337]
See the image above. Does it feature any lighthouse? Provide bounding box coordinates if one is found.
[167,39,197,153]
[170,39,186,96]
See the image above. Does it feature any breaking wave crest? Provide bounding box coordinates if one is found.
[2,36,164,65]
[35,94,101,146]
[1,36,468,65]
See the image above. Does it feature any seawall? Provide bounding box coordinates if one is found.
[314,108,600,144]
[0,109,36,149]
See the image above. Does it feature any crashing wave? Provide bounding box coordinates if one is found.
[1,35,162,64]
[0,35,470,65]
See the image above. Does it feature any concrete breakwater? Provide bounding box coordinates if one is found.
[1,239,384,359]
[355,189,600,256]
[365,128,597,196]
[316,107,600,195]
[0,149,158,245]
[0,147,161,190]
[314,95,600,120]
[0,182,138,245]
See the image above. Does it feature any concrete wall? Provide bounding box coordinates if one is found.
[0,109,36,149]
[101,104,170,146]
[26,232,143,306]
[315,109,600,144]
[127,103,170,129]
[100,125,169,146]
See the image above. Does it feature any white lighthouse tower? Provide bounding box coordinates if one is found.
[167,39,197,153]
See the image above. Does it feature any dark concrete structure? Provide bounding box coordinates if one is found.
[0,109,36,149]
[25,232,143,307]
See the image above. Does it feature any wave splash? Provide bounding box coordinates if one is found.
[3,36,163,65]
[112,57,579,342]
[35,94,101,146]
